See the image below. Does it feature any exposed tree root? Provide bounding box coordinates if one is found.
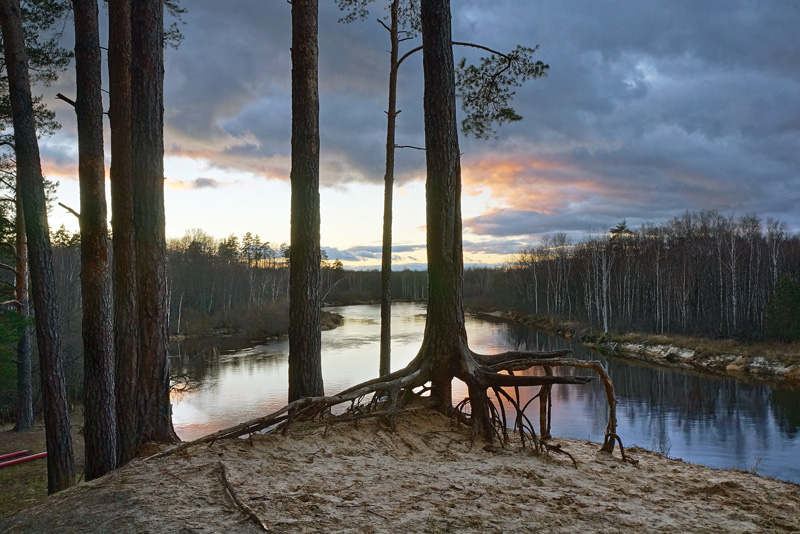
[218,461,269,531]
[151,346,626,466]
[605,433,639,468]
[541,441,578,468]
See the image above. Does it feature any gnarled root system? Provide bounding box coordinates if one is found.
[153,346,623,463]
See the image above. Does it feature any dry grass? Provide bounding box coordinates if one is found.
[0,416,85,518]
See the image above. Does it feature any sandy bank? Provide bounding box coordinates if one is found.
[2,409,798,533]
[597,340,800,385]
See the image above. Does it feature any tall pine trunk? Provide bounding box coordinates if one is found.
[108,0,140,465]
[0,0,75,493]
[419,0,466,408]
[72,0,117,480]
[288,0,324,401]
[131,0,177,443]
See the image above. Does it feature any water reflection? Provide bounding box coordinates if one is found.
[171,302,800,483]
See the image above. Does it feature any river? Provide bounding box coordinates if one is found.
[170,302,800,483]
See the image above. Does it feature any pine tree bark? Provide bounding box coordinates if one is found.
[419,0,465,408]
[72,0,117,479]
[0,0,75,493]
[288,0,324,401]
[131,0,177,443]
[14,192,33,431]
[108,0,140,465]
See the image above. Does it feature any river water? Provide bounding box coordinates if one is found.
[170,302,800,483]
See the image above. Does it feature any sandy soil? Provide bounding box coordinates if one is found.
[2,408,798,533]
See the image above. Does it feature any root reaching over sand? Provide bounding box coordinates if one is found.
[152,345,624,464]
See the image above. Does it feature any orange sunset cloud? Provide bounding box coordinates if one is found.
[462,154,633,214]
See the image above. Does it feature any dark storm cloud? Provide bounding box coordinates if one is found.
[162,0,399,184]
[323,243,425,263]
[165,177,228,190]
[33,0,795,246]
[450,0,800,239]
[191,178,222,189]
[462,239,529,256]
[464,209,610,241]
[38,142,78,179]
[320,246,361,262]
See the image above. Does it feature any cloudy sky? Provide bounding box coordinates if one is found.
[41,0,800,268]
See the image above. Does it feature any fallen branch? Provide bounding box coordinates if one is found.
[219,461,269,531]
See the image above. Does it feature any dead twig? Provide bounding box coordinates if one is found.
[367,508,388,520]
[58,202,80,219]
[218,461,269,531]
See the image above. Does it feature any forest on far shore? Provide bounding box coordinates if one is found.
[31,209,800,339]
[2,208,799,419]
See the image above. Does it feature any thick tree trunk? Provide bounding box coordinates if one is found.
[155,0,614,457]
[14,193,33,432]
[131,0,177,443]
[108,0,140,465]
[379,0,400,378]
[72,0,117,480]
[0,0,75,493]
[419,0,466,409]
[288,0,324,401]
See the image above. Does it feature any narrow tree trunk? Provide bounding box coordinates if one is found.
[108,0,140,465]
[176,293,183,335]
[131,0,177,443]
[379,0,400,378]
[288,0,324,401]
[0,0,75,493]
[14,193,33,431]
[73,0,117,479]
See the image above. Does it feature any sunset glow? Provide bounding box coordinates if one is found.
[36,0,800,268]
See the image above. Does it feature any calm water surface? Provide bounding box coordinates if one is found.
[171,302,800,482]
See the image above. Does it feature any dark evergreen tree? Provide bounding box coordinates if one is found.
[766,276,800,342]
[1,0,71,433]
[0,0,75,492]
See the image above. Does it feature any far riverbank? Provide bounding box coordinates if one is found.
[481,310,800,386]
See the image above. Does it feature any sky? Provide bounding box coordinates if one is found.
[38,0,800,268]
